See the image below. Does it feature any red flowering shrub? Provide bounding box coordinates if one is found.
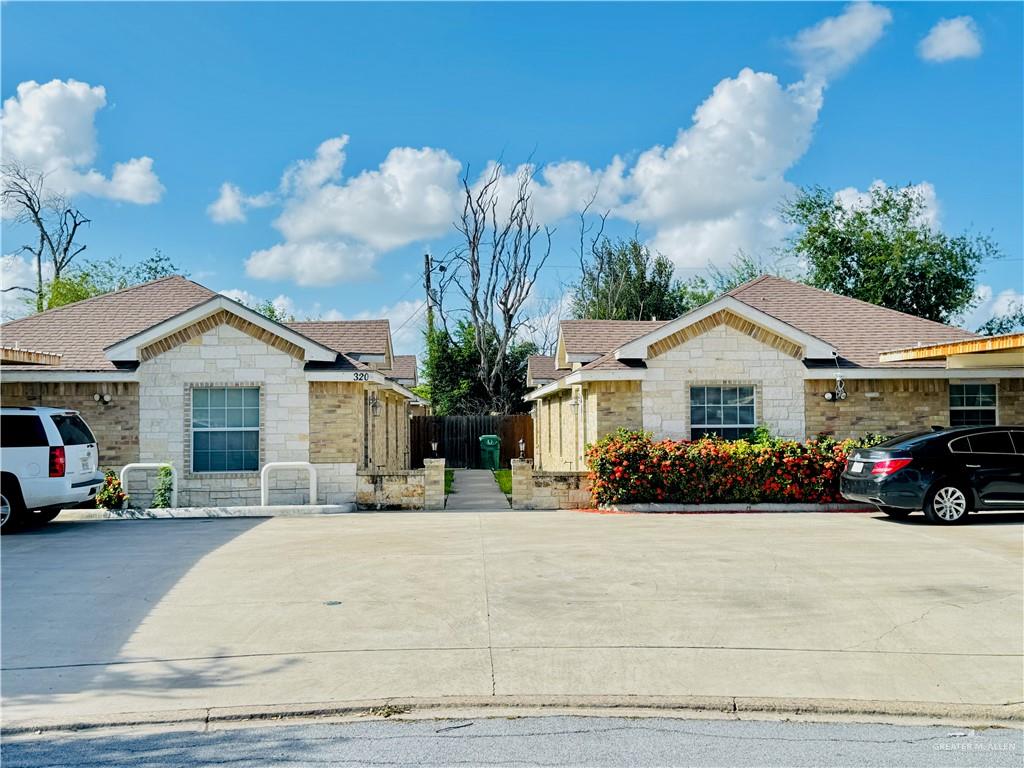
[586,429,887,506]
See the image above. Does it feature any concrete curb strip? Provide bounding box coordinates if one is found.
[5,696,1022,734]
[599,502,876,513]
[58,504,356,521]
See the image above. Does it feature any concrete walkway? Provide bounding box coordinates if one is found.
[445,469,510,511]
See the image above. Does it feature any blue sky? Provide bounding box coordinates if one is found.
[2,2,1022,352]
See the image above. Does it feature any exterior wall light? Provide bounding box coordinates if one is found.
[369,395,382,417]
[518,438,526,458]
[93,393,112,404]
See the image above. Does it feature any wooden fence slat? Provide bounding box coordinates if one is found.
[408,414,534,469]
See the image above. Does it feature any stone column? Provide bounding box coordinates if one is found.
[423,458,446,510]
[511,458,534,510]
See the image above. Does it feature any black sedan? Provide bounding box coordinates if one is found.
[840,426,1024,524]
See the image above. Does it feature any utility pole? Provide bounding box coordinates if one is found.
[424,252,434,335]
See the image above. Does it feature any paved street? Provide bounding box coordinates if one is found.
[2,511,1022,729]
[4,716,1022,767]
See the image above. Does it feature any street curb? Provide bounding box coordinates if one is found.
[5,695,1021,735]
[595,503,876,514]
[57,505,356,521]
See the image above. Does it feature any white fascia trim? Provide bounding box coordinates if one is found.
[805,368,1024,380]
[524,369,646,401]
[104,296,338,363]
[615,296,837,361]
[0,370,138,382]
[303,369,416,400]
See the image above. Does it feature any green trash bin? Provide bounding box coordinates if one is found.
[479,434,501,470]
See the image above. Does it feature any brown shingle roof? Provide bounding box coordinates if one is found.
[385,354,417,385]
[285,320,391,357]
[727,276,977,367]
[0,276,216,371]
[560,319,668,357]
[527,355,569,385]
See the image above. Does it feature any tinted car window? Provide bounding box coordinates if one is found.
[1008,430,1024,455]
[948,436,971,454]
[967,431,1014,455]
[50,414,95,446]
[0,415,49,447]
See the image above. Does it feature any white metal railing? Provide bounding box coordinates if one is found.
[260,462,317,506]
[119,463,178,508]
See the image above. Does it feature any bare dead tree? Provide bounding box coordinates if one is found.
[1,162,90,312]
[436,163,553,414]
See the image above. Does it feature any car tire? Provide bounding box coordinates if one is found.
[1,479,27,534]
[877,506,913,518]
[924,482,970,525]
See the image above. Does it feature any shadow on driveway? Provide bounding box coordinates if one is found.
[1,519,273,704]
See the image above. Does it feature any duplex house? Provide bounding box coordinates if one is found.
[0,276,416,506]
[526,276,1024,471]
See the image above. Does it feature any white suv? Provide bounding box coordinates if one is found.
[0,406,104,532]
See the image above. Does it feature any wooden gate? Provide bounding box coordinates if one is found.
[410,414,533,469]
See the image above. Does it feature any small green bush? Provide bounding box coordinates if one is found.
[152,466,175,508]
[95,470,129,510]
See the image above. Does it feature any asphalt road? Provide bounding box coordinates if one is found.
[4,717,1022,768]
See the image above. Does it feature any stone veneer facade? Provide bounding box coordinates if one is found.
[0,381,140,469]
[642,323,806,441]
[137,322,313,506]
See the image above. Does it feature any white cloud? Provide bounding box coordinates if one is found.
[963,285,1024,330]
[245,240,377,286]
[207,182,273,223]
[0,79,164,204]
[918,17,982,62]
[0,253,52,320]
[833,180,940,229]
[622,70,823,267]
[274,141,461,250]
[791,2,893,79]
[232,3,890,286]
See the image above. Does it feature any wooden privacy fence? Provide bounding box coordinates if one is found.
[410,414,534,469]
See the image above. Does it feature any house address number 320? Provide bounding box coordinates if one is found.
[352,372,370,381]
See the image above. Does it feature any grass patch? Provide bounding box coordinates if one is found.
[493,469,512,497]
[445,469,455,495]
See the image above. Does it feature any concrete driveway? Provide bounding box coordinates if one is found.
[2,511,1022,728]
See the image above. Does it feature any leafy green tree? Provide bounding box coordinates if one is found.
[422,321,535,415]
[572,237,682,321]
[38,249,185,310]
[977,301,1024,336]
[781,184,999,323]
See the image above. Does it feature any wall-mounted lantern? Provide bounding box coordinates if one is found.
[369,395,382,417]
[518,438,526,459]
[430,440,439,458]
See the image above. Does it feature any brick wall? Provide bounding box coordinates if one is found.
[356,469,425,509]
[804,378,949,438]
[1,381,139,469]
[642,323,806,440]
[998,378,1024,425]
[309,382,365,464]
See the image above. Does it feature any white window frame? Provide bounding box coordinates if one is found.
[690,385,757,440]
[949,383,998,427]
[191,386,261,473]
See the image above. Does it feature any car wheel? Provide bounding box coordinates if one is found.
[0,480,26,534]
[877,506,913,518]
[924,483,970,525]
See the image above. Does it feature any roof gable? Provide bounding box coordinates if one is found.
[105,296,338,364]
[286,320,393,364]
[559,319,667,361]
[615,295,837,361]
